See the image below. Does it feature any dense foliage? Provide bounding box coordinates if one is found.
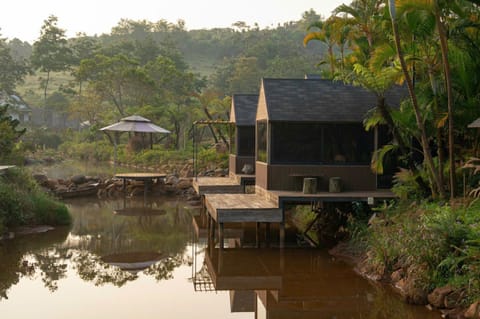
[348,200,480,305]
[0,167,71,234]
[0,105,26,164]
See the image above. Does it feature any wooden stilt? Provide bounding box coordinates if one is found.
[212,221,216,243]
[265,223,271,247]
[219,222,224,249]
[279,222,285,248]
[256,222,261,248]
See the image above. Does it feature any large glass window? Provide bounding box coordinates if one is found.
[322,123,374,164]
[237,126,255,156]
[271,122,322,163]
[257,121,267,162]
[270,122,373,164]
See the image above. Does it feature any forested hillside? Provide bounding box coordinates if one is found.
[7,10,326,98]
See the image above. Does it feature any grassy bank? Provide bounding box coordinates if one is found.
[343,199,480,310]
[0,167,71,234]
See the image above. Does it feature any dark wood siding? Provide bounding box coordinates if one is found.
[265,164,376,191]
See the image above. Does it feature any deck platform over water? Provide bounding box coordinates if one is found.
[202,188,397,248]
[203,193,284,248]
[205,194,282,223]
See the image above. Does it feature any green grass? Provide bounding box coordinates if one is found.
[17,71,75,105]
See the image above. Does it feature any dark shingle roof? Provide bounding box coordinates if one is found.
[262,78,407,122]
[232,94,259,126]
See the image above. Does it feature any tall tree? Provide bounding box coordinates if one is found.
[31,15,73,123]
[76,54,154,117]
[0,36,29,93]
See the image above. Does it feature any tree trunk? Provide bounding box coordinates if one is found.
[435,3,456,199]
[389,0,445,199]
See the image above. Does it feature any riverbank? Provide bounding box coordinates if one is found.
[329,200,480,319]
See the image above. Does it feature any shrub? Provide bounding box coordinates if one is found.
[0,167,71,232]
[355,200,480,304]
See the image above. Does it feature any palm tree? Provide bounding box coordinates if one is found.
[388,0,446,198]
[303,18,338,77]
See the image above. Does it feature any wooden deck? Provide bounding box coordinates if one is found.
[205,194,282,223]
[115,172,166,196]
[193,174,255,195]
[203,194,284,248]
[115,172,166,181]
[192,177,245,195]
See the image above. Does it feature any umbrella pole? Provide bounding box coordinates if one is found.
[193,124,197,181]
[114,133,118,175]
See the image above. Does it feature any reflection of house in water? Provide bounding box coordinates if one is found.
[201,247,373,318]
[195,246,439,319]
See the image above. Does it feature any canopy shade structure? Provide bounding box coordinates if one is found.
[100,115,170,134]
[468,118,480,128]
[99,115,170,173]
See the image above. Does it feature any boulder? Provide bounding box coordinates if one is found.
[464,301,480,318]
[166,175,179,185]
[428,286,454,308]
[33,174,48,185]
[390,269,404,283]
[214,168,227,176]
[444,290,465,309]
[176,178,192,189]
[71,174,87,185]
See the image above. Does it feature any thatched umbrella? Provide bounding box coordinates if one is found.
[100,115,170,171]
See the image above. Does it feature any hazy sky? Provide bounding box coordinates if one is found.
[0,0,346,43]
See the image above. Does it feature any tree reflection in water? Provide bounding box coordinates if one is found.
[0,196,196,299]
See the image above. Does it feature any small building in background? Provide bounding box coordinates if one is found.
[0,92,32,123]
[229,94,258,176]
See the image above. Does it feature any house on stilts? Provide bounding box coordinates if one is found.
[197,78,407,248]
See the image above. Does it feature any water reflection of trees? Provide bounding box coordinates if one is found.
[0,196,195,299]
[73,250,137,287]
[0,228,70,299]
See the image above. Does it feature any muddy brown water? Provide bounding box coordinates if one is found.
[0,193,443,319]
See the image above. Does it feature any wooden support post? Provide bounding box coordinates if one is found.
[256,222,261,248]
[212,219,216,244]
[219,222,225,249]
[122,178,127,195]
[279,222,285,248]
[265,223,271,247]
[207,213,211,237]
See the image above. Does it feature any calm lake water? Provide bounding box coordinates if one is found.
[0,193,442,319]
